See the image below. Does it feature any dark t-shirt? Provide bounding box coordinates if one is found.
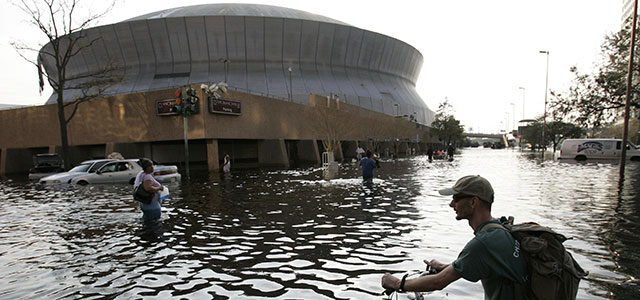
[452,220,528,300]
[359,157,377,179]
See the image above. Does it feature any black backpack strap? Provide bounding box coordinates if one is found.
[514,281,525,300]
[477,221,508,233]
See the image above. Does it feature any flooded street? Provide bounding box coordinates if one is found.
[1,148,639,299]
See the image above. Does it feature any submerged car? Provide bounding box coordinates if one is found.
[71,160,141,185]
[39,159,115,184]
[127,159,181,183]
[70,159,181,185]
[28,153,65,180]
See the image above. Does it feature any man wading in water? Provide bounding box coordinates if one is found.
[381,175,528,299]
[359,149,378,183]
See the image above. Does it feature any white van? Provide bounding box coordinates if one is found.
[558,138,640,161]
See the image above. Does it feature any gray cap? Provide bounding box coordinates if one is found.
[438,175,494,203]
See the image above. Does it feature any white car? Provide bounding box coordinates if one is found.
[127,159,181,183]
[70,159,181,185]
[71,160,141,185]
[39,159,115,185]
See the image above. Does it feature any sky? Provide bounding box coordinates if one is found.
[0,0,623,133]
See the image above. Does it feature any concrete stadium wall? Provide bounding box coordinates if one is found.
[0,89,434,175]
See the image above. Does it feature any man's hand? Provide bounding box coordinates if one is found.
[381,273,401,291]
[424,259,448,272]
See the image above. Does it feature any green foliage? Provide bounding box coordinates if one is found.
[431,99,464,145]
[520,117,583,151]
[550,24,640,132]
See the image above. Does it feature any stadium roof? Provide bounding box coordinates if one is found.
[125,3,350,26]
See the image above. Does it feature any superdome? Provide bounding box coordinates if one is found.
[40,3,435,124]
[125,3,350,26]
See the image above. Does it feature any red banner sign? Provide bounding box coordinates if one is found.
[156,99,179,116]
[209,97,241,115]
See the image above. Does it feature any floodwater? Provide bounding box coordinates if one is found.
[1,148,639,300]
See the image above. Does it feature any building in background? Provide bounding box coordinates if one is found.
[1,3,437,175]
[40,3,434,125]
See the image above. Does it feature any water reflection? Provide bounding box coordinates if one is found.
[0,148,639,299]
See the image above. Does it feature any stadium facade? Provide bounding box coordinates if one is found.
[40,3,434,125]
[0,4,438,175]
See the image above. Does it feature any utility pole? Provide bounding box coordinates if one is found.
[171,86,199,180]
[288,67,293,101]
[621,0,638,179]
[518,87,525,120]
[183,109,190,179]
[539,50,550,157]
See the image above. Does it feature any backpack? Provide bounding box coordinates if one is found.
[132,173,153,205]
[480,216,588,300]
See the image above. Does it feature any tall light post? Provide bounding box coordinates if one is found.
[518,87,525,120]
[287,67,292,101]
[510,103,515,132]
[539,50,550,155]
[620,0,638,178]
[219,58,230,83]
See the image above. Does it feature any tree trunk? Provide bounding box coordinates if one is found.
[56,92,71,170]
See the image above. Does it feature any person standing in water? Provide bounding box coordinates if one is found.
[356,145,365,161]
[359,149,378,183]
[223,154,231,174]
[134,158,164,221]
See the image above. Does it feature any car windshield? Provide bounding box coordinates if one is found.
[68,163,91,173]
[88,161,111,173]
[627,141,638,150]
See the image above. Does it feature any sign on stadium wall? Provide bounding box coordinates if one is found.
[156,99,180,116]
[208,97,241,115]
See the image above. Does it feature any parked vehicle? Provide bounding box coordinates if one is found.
[71,160,141,185]
[28,153,65,180]
[558,138,640,161]
[127,159,181,183]
[39,159,115,184]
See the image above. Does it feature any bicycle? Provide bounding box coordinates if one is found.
[382,266,438,300]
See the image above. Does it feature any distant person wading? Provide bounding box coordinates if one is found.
[359,150,378,183]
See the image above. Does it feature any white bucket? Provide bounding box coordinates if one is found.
[159,186,170,200]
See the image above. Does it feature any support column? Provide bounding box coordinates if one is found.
[48,145,57,154]
[0,148,6,176]
[206,139,220,172]
[297,140,321,165]
[279,139,290,169]
[105,142,115,157]
[143,143,152,159]
[258,139,290,169]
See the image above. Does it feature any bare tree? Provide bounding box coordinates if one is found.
[11,0,120,169]
[311,97,357,162]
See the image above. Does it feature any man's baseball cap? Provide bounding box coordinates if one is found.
[438,175,494,203]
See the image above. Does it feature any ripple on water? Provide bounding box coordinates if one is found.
[1,149,640,299]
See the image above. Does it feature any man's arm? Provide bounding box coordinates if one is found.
[406,265,461,292]
[381,264,461,293]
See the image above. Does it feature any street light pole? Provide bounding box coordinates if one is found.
[518,87,525,120]
[288,67,292,101]
[620,0,638,179]
[510,103,515,132]
[219,58,230,83]
[539,50,550,156]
